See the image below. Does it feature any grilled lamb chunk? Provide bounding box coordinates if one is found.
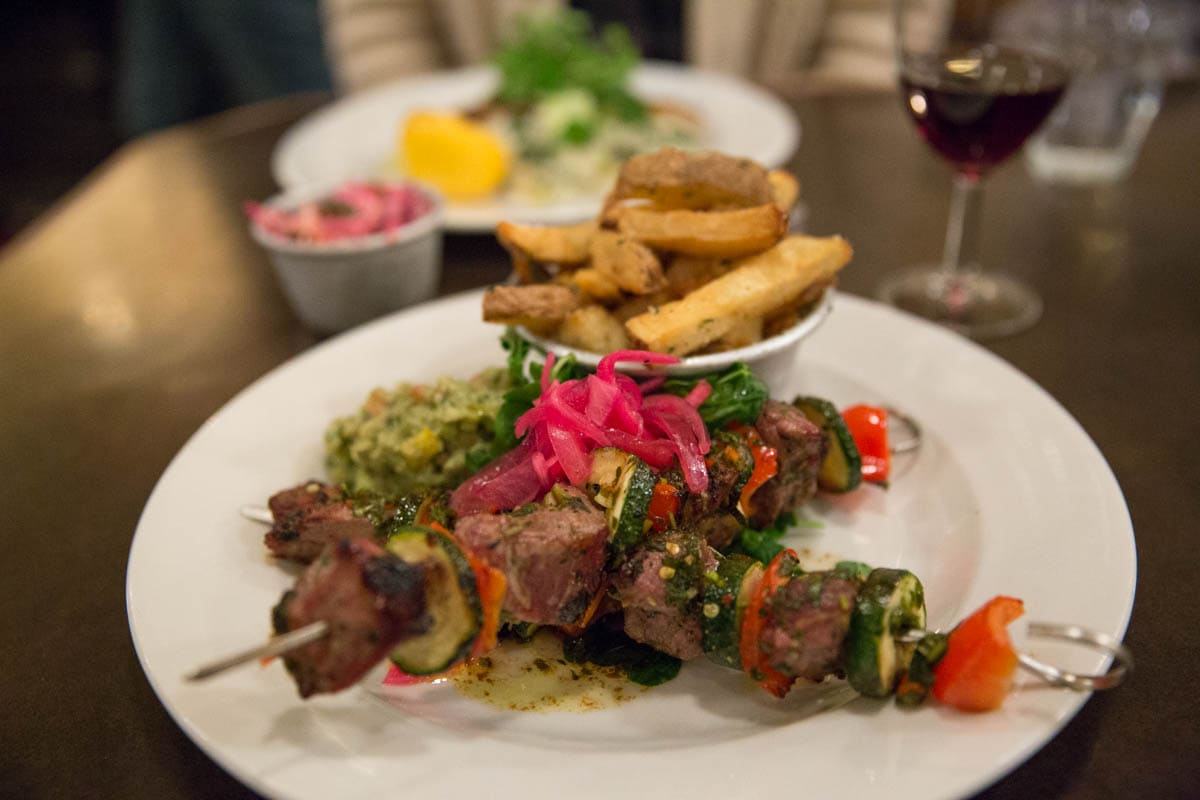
[747,401,826,529]
[693,513,741,551]
[613,529,719,659]
[453,485,608,626]
[272,537,429,698]
[265,482,424,563]
[266,482,374,562]
[680,434,747,527]
[758,571,858,681]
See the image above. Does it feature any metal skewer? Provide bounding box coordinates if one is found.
[239,505,275,525]
[232,477,1133,694]
[1016,622,1133,691]
[898,622,1132,691]
[185,620,329,682]
[186,505,329,682]
[886,407,922,455]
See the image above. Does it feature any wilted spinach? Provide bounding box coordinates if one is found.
[662,361,769,430]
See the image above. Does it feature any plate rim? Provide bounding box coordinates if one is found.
[126,290,1136,800]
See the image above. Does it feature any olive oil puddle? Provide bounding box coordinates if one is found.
[449,630,650,712]
[446,549,841,714]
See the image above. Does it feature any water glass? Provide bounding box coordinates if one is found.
[1024,0,1169,183]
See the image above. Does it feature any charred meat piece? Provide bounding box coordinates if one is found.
[680,432,750,528]
[265,482,424,563]
[613,529,719,659]
[692,513,741,551]
[272,537,429,698]
[453,486,608,626]
[758,571,858,681]
[266,482,375,562]
[747,401,826,529]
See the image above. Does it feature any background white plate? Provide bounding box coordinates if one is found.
[127,292,1135,800]
[271,62,800,231]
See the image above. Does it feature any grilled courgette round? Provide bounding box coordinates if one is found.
[702,553,764,668]
[385,525,481,675]
[588,447,655,554]
[793,396,863,493]
[845,567,926,697]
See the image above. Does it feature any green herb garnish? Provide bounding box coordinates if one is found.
[466,328,588,472]
[492,9,645,121]
[663,362,769,430]
[729,511,817,564]
[562,616,681,687]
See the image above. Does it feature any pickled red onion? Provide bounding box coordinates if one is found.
[246,181,433,243]
[449,350,712,515]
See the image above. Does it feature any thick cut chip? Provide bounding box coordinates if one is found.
[556,305,632,354]
[712,315,764,351]
[764,279,832,337]
[482,284,580,329]
[496,220,597,266]
[589,230,667,295]
[616,204,785,258]
[612,289,675,323]
[665,255,736,297]
[625,235,852,355]
[569,267,624,303]
[768,170,801,214]
[610,148,773,209]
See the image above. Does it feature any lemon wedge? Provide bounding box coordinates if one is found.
[401,112,511,200]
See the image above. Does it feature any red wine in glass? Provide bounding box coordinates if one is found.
[902,46,1068,177]
[879,40,1068,338]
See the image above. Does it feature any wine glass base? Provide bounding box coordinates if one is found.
[876,268,1043,339]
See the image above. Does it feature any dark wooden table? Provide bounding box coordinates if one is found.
[3,84,1198,799]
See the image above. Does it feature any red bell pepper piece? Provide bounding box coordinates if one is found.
[646,481,681,532]
[932,595,1025,711]
[842,404,890,483]
[728,423,779,517]
[739,549,799,697]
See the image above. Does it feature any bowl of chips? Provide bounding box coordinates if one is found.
[478,148,851,391]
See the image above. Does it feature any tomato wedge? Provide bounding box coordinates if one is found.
[842,404,890,483]
[932,595,1024,711]
[739,549,799,697]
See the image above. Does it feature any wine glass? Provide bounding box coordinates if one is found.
[878,0,1069,338]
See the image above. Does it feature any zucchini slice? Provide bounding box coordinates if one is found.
[385,525,481,675]
[895,631,948,707]
[793,396,863,493]
[702,554,764,668]
[587,447,630,496]
[588,447,655,553]
[845,568,926,697]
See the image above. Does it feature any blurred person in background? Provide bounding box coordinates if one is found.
[319,0,897,96]
[112,0,919,137]
[117,0,334,136]
[86,0,1200,139]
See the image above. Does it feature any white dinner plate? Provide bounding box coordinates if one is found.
[127,292,1135,800]
[270,62,800,231]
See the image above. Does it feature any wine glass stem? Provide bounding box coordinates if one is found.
[941,172,983,277]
